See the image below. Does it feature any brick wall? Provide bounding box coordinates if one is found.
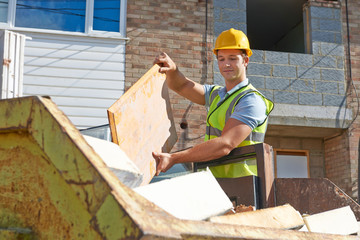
[307,0,341,8]
[337,0,360,198]
[304,3,342,45]
[247,45,345,107]
[125,0,214,152]
[213,0,247,86]
[324,132,353,194]
[311,0,360,199]
[213,0,247,35]
[318,0,360,199]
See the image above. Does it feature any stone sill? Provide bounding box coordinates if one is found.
[269,103,352,129]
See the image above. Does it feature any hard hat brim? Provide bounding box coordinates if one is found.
[213,47,253,57]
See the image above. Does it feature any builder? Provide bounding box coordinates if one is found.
[153,28,274,178]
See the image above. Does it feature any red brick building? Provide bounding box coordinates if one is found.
[125,0,360,199]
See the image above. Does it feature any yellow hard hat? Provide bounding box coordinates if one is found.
[213,28,252,57]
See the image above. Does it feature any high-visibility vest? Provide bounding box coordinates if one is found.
[204,83,274,178]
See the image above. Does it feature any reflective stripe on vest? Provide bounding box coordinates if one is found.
[205,125,265,142]
[204,83,274,178]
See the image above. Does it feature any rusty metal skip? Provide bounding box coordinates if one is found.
[0,92,358,238]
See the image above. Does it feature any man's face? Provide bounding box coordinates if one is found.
[217,49,248,82]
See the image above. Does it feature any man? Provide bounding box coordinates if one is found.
[152,28,273,178]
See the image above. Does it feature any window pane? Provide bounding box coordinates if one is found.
[15,0,86,32]
[93,0,120,32]
[0,0,8,23]
[277,155,308,178]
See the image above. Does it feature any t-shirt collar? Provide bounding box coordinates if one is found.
[219,78,249,99]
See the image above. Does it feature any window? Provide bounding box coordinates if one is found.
[0,0,8,23]
[93,0,120,32]
[246,0,307,53]
[16,0,87,32]
[1,0,127,36]
[274,149,309,178]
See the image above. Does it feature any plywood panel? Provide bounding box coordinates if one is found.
[210,204,304,230]
[107,64,177,185]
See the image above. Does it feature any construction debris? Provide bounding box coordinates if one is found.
[226,204,255,214]
[210,203,304,230]
[303,206,359,235]
[134,169,233,221]
[83,135,143,188]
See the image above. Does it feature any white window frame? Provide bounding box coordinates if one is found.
[1,0,127,39]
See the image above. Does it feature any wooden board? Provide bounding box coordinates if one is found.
[107,64,177,185]
[209,204,304,230]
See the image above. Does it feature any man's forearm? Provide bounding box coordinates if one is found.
[165,68,190,94]
[171,137,234,165]
[170,120,252,165]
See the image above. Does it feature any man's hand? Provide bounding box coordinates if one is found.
[153,52,206,105]
[152,151,175,176]
[153,52,177,74]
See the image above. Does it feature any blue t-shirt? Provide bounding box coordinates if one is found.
[203,79,267,130]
